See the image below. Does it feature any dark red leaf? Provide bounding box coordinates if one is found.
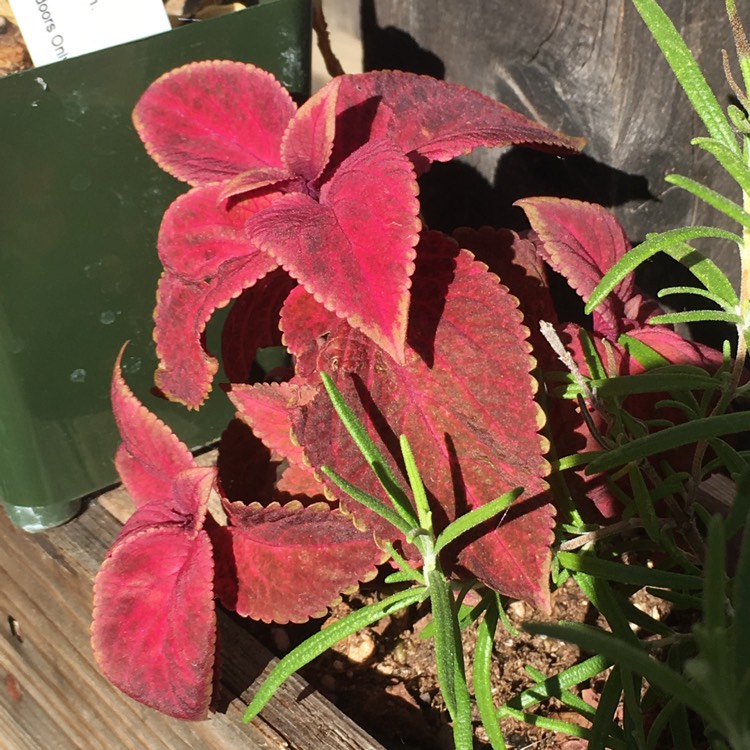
[453,227,559,365]
[92,468,217,720]
[213,501,382,623]
[221,269,296,384]
[153,251,279,408]
[92,526,215,720]
[247,139,421,364]
[226,381,318,467]
[624,326,726,374]
[296,231,554,608]
[281,78,340,183]
[157,184,277,281]
[280,285,341,381]
[111,344,196,506]
[332,71,585,172]
[133,61,296,186]
[518,198,659,338]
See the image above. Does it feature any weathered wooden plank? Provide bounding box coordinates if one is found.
[344,0,740,297]
[0,495,384,750]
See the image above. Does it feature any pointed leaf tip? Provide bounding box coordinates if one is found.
[248,139,420,363]
[112,344,196,506]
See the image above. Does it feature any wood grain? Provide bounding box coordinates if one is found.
[355,0,741,295]
[0,494,384,750]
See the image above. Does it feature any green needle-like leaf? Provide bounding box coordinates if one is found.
[523,621,718,726]
[587,411,750,472]
[664,243,740,306]
[587,666,624,750]
[629,463,661,543]
[693,137,750,194]
[428,567,463,720]
[586,227,740,314]
[725,465,750,539]
[243,586,425,722]
[475,596,507,750]
[400,434,433,535]
[321,372,418,527]
[665,173,750,228]
[732,503,750,680]
[648,310,742,326]
[321,465,415,539]
[434,487,524,556]
[559,551,704,590]
[591,371,721,399]
[503,654,612,712]
[657,284,738,311]
[705,515,728,633]
[632,0,738,152]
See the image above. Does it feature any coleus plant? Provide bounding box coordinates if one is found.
[91,59,728,726]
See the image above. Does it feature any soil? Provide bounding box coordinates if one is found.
[245,572,673,750]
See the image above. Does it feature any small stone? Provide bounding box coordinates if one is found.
[346,632,375,664]
[391,641,409,665]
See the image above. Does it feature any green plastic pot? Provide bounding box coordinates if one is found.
[0,0,311,531]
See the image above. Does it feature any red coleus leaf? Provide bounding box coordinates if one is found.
[111,344,195,506]
[211,501,382,623]
[624,326,726,374]
[92,468,216,721]
[215,417,326,507]
[280,285,342,382]
[157,184,277,282]
[133,61,296,186]
[220,268,296,384]
[153,251,279,408]
[247,138,421,364]
[227,381,317,467]
[294,231,554,609]
[332,71,585,172]
[453,227,559,365]
[281,78,340,183]
[518,197,659,338]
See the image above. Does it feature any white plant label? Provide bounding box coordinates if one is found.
[9,0,171,67]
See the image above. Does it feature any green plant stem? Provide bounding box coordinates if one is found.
[688,141,750,496]
[243,586,425,723]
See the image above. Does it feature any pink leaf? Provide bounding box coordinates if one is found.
[247,139,421,363]
[92,527,216,720]
[518,197,652,338]
[157,184,278,281]
[111,344,195,506]
[280,285,341,381]
[625,326,726,374]
[226,381,318,467]
[133,61,296,186]
[92,468,217,720]
[453,227,559,365]
[333,71,585,171]
[221,269,296,384]
[296,231,554,608]
[153,251,279,408]
[212,501,382,623]
[218,168,299,203]
[276,462,328,502]
[281,78,340,183]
